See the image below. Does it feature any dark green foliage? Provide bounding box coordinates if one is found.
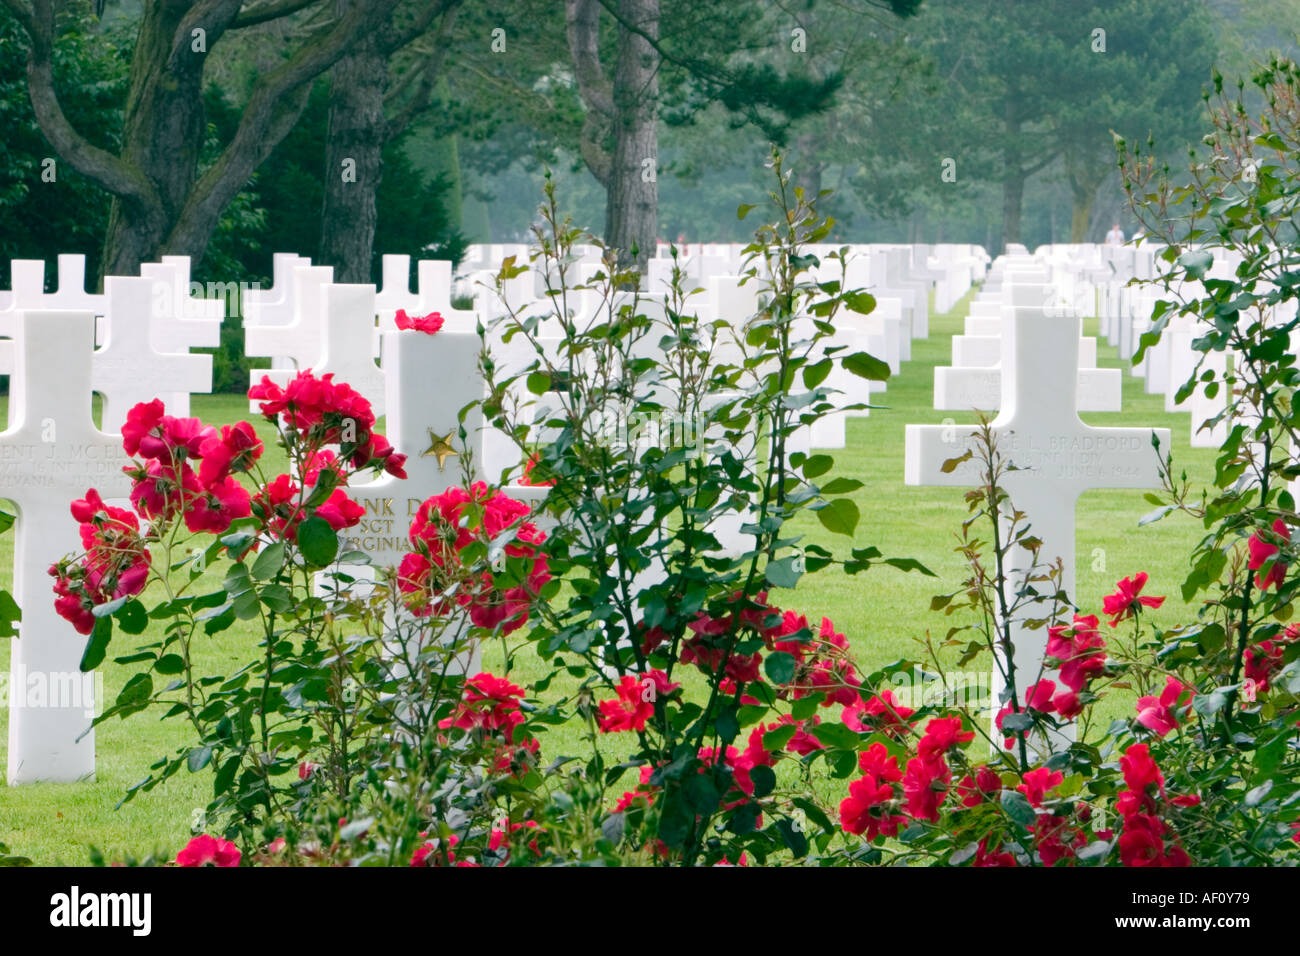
[0,2,127,291]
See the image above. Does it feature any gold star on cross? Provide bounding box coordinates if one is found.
[421,429,458,471]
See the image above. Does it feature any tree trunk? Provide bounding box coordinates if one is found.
[1065,148,1106,243]
[1000,99,1023,252]
[604,0,659,272]
[100,1,208,276]
[320,21,387,283]
[1001,174,1024,252]
[13,0,396,279]
[1068,191,1093,243]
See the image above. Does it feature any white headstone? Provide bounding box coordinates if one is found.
[4,310,133,784]
[243,264,334,383]
[905,308,1170,746]
[93,276,213,431]
[252,283,385,416]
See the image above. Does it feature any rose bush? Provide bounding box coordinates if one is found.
[61,123,1300,865]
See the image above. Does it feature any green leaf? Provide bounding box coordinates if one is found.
[1192,689,1228,718]
[801,454,834,479]
[1178,248,1213,279]
[340,818,374,841]
[737,203,757,220]
[154,654,185,675]
[251,541,286,581]
[232,589,262,621]
[116,672,153,708]
[187,745,213,773]
[259,585,294,613]
[816,498,860,537]
[80,616,112,672]
[809,722,860,749]
[1000,789,1037,828]
[526,370,551,395]
[764,651,798,684]
[776,817,809,858]
[843,351,890,382]
[819,477,863,494]
[762,723,799,751]
[683,773,721,815]
[749,764,776,798]
[715,706,739,744]
[116,599,148,635]
[884,557,936,576]
[0,590,20,638]
[764,556,803,589]
[802,358,833,389]
[1244,779,1273,807]
[842,291,876,315]
[297,516,339,567]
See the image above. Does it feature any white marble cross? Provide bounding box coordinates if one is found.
[338,329,487,573]
[46,255,105,315]
[4,310,133,784]
[139,259,223,353]
[937,283,1120,412]
[0,261,51,381]
[243,253,307,328]
[905,307,1170,741]
[93,276,213,431]
[252,283,386,416]
[243,264,334,383]
[335,328,550,674]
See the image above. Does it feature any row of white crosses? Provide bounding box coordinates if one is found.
[906,297,1171,750]
[933,256,1121,414]
[1095,243,1234,449]
[0,254,221,420]
[0,254,235,783]
[0,249,538,782]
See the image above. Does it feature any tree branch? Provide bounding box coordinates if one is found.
[170,0,405,253]
[566,0,615,187]
[232,0,324,29]
[566,0,614,118]
[384,4,461,141]
[385,0,461,52]
[5,0,161,212]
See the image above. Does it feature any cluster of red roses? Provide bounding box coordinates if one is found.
[640,591,861,705]
[249,370,407,482]
[995,573,1175,750]
[409,820,544,867]
[49,489,152,634]
[1112,743,1199,866]
[53,372,408,631]
[175,834,241,867]
[838,699,1198,866]
[839,716,975,843]
[437,671,540,774]
[394,308,446,336]
[397,482,550,634]
[119,400,259,533]
[1248,518,1290,591]
[1245,623,1298,694]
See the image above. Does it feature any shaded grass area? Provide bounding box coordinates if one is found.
[0,291,1219,863]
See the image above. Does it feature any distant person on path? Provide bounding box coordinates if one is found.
[1105,222,1126,246]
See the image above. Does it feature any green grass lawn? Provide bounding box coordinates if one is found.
[0,289,1220,864]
